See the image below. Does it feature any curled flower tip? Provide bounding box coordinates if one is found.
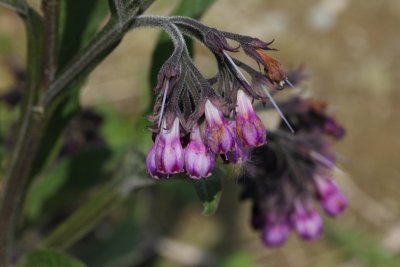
[155,118,184,174]
[261,218,290,247]
[315,177,347,217]
[204,29,239,53]
[255,49,286,85]
[146,141,165,179]
[235,90,266,148]
[291,201,323,240]
[184,125,215,179]
[204,100,235,154]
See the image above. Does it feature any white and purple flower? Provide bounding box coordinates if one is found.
[204,100,236,154]
[184,125,215,179]
[235,90,266,148]
[151,117,185,175]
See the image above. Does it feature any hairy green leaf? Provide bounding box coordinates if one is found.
[32,1,110,178]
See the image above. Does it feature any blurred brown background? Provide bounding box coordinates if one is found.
[1,0,400,266]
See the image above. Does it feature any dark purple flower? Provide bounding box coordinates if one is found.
[238,95,347,247]
[262,215,290,247]
[184,125,215,179]
[291,200,323,240]
[324,117,346,140]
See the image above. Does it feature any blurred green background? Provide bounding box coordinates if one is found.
[1,0,400,266]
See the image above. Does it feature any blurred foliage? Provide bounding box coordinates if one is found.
[18,250,85,267]
[193,168,223,216]
[326,223,400,267]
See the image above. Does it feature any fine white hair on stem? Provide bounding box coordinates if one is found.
[223,51,251,86]
[223,51,294,133]
[261,85,295,133]
[284,78,295,88]
[158,80,169,128]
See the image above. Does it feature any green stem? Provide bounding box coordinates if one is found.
[40,183,122,250]
[40,15,187,109]
[0,7,44,267]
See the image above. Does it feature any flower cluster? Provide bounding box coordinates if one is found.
[144,17,348,247]
[146,88,266,179]
[239,97,347,246]
[145,21,290,179]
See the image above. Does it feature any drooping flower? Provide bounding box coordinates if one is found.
[204,100,236,154]
[262,215,290,247]
[184,125,215,179]
[146,18,297,180]
[146,138,166,179]
[154,117,185,175]
[235,90,266,148]
[291,200,323,240]
[239,96,347,247]
[315,176,347,217]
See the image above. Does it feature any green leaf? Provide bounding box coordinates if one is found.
[18,249,86,267]
[25,148,111,221]
[98,105,151,152]
[24,159,69,220]
[192,168,223,216]
[148,0,216,111]
[58,0,109,68]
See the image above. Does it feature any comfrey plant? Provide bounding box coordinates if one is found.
[145,16,292,179]
[142,16,347,246]
[0,0,348,266]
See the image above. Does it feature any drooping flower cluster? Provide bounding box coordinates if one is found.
[239,97,347,246]
[145,20,289,179]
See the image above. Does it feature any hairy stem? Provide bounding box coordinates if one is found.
[41,15,187,108]
[131,15,187,66]
[0,7,44,267]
